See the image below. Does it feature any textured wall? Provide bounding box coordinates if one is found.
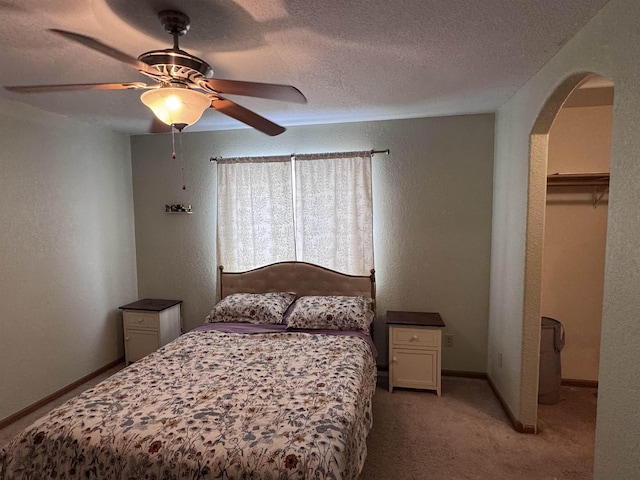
[0,98,137,421]
[489,0,640,477]
[130,114,494,372]
[543,105,611,381]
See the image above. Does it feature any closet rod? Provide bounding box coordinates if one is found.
[210,149,390,163]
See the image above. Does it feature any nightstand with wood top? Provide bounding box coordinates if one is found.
[119,299,182,365]
[387,310,446,395]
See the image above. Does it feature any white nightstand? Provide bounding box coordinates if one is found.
[119,299,182,365]
[387,310,445,396]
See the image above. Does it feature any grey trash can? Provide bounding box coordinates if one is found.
[538,316,565,405]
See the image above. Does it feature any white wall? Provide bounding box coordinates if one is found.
[489,0,640,477]
[130,114,494,372]
[0,98,138,421]
[543,105,611,382]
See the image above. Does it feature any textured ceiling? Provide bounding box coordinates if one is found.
[0,0,610,135]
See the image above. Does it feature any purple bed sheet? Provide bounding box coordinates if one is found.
[191,322,378,358]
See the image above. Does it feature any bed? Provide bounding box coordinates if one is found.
[0,262,377,480]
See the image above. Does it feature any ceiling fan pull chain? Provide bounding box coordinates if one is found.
[171,126,177,160]
[179,129,186,191]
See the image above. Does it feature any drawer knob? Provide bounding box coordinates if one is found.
[138,318,143,323]
[392,357,397,363]
[125,337,130,341]
[411,335,418,341]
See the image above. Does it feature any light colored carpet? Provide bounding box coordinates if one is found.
[1,370,596,479]
[0,363,126,448]
[361,375,596,480]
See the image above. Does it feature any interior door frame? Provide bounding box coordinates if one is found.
[521,72,610,426]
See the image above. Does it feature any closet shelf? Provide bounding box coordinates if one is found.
[547,172,609,187]
[547,173,609,208]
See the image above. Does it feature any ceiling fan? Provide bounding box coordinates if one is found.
[4,10,307,136]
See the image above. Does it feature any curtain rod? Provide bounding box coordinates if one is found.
[209,149,389,162]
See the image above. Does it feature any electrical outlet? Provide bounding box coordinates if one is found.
[444,334,454,347]
[498,352,503,368]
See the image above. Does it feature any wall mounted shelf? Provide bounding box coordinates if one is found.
[165,204,192,214]
[165,211,193,215]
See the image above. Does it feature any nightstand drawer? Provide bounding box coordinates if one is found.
[123,311,159,329]
[392,326,439,348]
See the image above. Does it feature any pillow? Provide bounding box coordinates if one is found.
[205,292,296,325]
[285,295,374,333]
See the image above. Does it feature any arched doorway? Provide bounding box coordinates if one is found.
[522,72,614,430]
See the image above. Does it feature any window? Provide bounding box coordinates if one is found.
[217,151,373,275]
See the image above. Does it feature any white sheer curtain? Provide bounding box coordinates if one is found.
[217,156,295,271]
[294,152,373,275]
[216,151,373,275]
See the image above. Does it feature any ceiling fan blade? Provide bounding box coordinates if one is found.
[211,97,286,136]
[198,78,306,104]
[48,29,159,77]
[5,82,150,93]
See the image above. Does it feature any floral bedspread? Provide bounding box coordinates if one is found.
[0,329,376,480]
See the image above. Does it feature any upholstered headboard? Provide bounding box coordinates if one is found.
[219,261,376,306]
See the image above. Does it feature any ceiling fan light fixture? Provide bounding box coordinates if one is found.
[6,10,304,136]
[141,87,210,128]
